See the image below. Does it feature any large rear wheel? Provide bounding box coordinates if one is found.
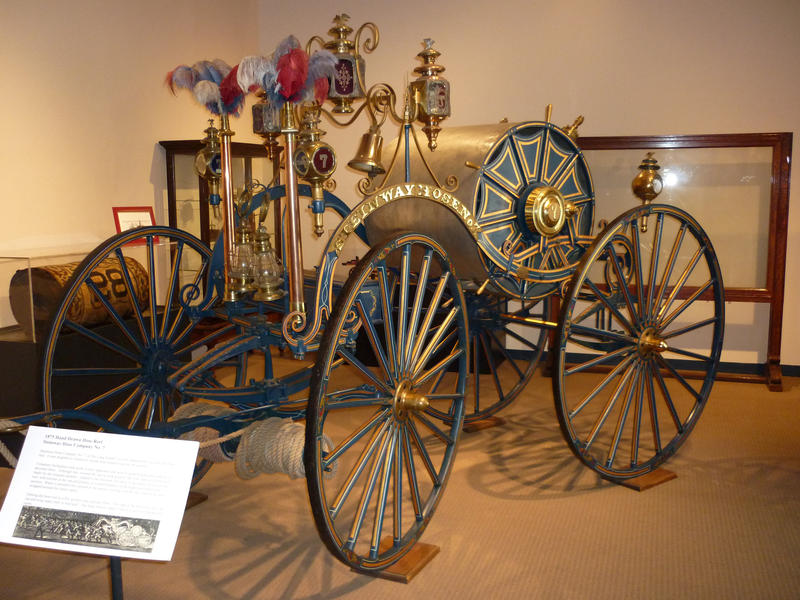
[554,205,724,480]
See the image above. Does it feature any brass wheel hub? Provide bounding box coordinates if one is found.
[525,186,567,237]
[393,380,429,419]
[638,327,668,357]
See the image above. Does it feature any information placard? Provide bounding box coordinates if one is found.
[0,426,198,561]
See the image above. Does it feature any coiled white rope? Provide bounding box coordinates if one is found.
[170,402,335,480]
[0,419,24,468]
[171,402,239,463]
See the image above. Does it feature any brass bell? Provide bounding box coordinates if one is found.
[348,127,385,176]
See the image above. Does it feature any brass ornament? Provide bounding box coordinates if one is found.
[410,39,451,150]
[632,152,663,232]
[525,186,567,237]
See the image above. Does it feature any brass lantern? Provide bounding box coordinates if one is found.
[631,152,663,232]
[410,39,451,150]
[194,120,222,205]
[253,227,285,301]
[321,14,379,113]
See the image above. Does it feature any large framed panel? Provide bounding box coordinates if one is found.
[578,133,792,390]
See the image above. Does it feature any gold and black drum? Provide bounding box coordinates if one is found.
[365,121,595,299]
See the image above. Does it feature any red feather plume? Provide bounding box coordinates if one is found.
[276,48,309,102]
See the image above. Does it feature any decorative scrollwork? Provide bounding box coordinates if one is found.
[603,234,636,290]
[354,22,380,54]
[357,177,375,195]
[443,174,459,193]
[282,310,307,339]
[179,281,203,312]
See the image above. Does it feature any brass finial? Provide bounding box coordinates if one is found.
[631,152,663,232]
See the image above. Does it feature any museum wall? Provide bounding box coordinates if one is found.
[0,0,262,254]
[254,0,800,367]
[0,0,797,367]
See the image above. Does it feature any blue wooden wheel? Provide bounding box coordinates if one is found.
[553,205,725,479]
[41,226,229,430]
[305,232,467,571]
[461,293,547,424]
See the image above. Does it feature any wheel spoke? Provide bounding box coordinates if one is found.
[346,424,393,550]
[564,345,633,377]
[659,279,713,331]
[377,265,399,378]
[652,361,685,432]
[583,279,635,335]
[62,319,139,363]
[662,316,717,339]
[655,246,705,322]
[369,427,398,559]
[339,348,394,396]
[606,244,641,329]
[159,240,185,338]
[329,418,391,520]
[146,236,158,340]
[407,419,440,486]
[653,223,687,316]
[585,361,637,451]
[114,247,148,342]
[396,245,411,375]
[356,300,394,387]
[645,213,664,319]
[606,364,640,468]
[407,274,450,371]
[83,278,142,352]
[402,426,423,520]
[323,409,389,468]
[404,250,433,371]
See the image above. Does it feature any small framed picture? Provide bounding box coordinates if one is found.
[112,206,156,233]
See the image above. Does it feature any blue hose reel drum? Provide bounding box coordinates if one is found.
[367,121,595,299]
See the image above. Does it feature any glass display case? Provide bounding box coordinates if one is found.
[577,132,792,390]
[0,249,93,415]
[159,140,278,250]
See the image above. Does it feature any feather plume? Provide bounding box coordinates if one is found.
[166,65,195,93]
[306,50,337,104]
[193,80,222,115]
[211,59,232,80]
[237,55,269,92]
[307,50,337,83]
[274,35,300,60]
[276,47,308,102]
[191,60,215,83]
[259,61,282,107]
[314,77,330,105]
[220,65,244,115]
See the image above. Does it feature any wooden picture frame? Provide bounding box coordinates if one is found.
[112,206,156,233]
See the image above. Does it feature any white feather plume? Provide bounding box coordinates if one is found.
[238,55,270,92]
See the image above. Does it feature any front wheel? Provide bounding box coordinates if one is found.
[554,205,724,480]
[305,232,468,571]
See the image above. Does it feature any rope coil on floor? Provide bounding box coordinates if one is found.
[171,402,335,480]
[0,419,23,468]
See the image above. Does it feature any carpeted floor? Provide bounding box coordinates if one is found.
[1,373,798,599]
